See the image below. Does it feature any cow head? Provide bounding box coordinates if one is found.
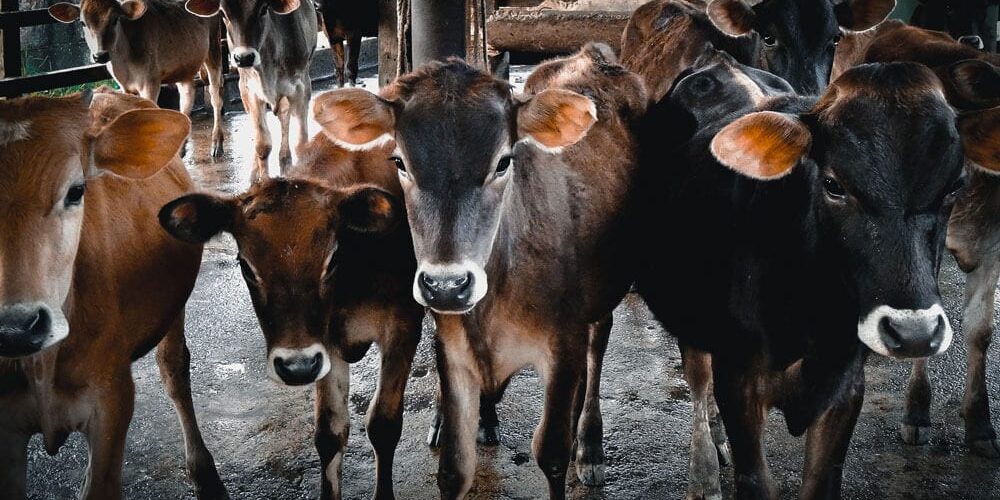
[159,179,400,385]
[706,0,895,94]
[309,58,602,313]
[0,91,189,358]
[49,0,148,64]
[185,0,301,68]
[710,62,982,359]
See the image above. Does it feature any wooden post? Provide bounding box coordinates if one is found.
[1,0,21,80]
[411,0,464,66]
[378,0,400,88]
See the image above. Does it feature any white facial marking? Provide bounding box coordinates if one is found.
[413,260,489,314]
[332,132,394,153]
[0,120,31,145]
[730,69,766,106]
[231,46,262,67]
[517,135,566,155]
[857,303,953,357]
[266,343,332,384]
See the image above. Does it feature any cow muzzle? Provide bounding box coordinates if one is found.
[267,344,331,385]
[413,261,488,314]
[0,303,68,358]
[231,47,260,68]
[858,304,952,359]
[92,51,110,64]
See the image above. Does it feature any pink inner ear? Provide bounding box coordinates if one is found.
[185,0,220,16]
[269,0,300,14]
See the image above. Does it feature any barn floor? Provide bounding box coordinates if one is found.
[25,68,1000,499]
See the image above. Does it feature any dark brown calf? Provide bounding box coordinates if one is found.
[48,0,226,157]
[0,91,226,499]
[160,129,424,499]
[317,0,377,88]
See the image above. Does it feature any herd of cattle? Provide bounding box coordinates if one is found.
[1,0,999,499]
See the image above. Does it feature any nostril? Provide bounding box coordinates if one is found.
[421,273,437,288]
[309,353,322,370]
[879,317,903,349]
[454,273,470,288]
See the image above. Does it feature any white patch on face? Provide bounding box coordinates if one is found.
[231,46,262,68]
[0,120,31,145]
[730,68,766,106]
[857,303,953,357]
[266,343,332,384]
[412,260,489,314]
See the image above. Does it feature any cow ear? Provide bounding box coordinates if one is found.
[268,0,300,14]
[48,3,80,23]
[338,186,401,234]
[959,107,1000,174]
[185,0,220,17]
[710,111,812,180]
[90,108,190,179]
[834,0,895,32]
[516,88,597,153]
[313,89,397,151]
[159,193,234,243]
[946,59,1000,108]
[706,0,756,37]
[120,0,146,20]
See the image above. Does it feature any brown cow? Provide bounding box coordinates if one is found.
[48,0,227,157]
[311,42,647,498]
[159,130,423,499]
[0,91,226,499]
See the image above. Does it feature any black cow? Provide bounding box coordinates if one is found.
[638,62,989,498]
[317,0,377,87]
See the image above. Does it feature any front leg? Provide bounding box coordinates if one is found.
[682,344,723,500]
[0,430,28,499]
[713,361,776,500]
[436,338,481,500]
[535,359,584,500]
[81,372,135,500]
[961,258,1000,457]
[901,358,932,445]
[316,356,351,500]
[239,80,271,182]
[276,96,293,173]
[573,317,612,487]
[346,32,362,87]
[799,362,865,500]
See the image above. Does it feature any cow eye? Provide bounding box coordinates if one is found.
[64,182,86,208]
[495,155,512,177]
[237,256,258,284]
[391,156,406,172]
[948,176,967,195]
[762,35,778,47]
[832,34,842,46]
[322,244,340,282]
[822,176,847,200]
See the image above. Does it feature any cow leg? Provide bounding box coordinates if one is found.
[799,363,865,500]
[204,61,225,158]
[366,327,420,500]
[240,81,270,182]
[708,391,732,466]
[346,32,362,87]
[176,80,197,158]
[316,355,351,500]
[80,373,134,500]
[0,431,28,499]
[901,358,932,445]
[292,82,311,165]
[713,363,776,500]
[682,344,723,500]
[156,315,228,499]
[573,317,612,487]
[961,258,1000,458]
[331,37,347,88]
[478,378,509,446]
[534,360,583,500]
[276,97,293,173]
[436,341,481,499]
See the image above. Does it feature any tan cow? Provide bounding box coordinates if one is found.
[0,91,226,499]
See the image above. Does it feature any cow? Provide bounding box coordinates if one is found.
[309,43,647,498]
[636,61,988,499]
[48,0,226,157]
[185,0,318,180]
[620,0,896,101]
[0,90,227,499]
[317,0,377,87]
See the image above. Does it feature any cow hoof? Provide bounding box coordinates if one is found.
[575,462,606,486]
[180,140,189,158]
[968,438,1000,458]
[190,467,229,500]
[716,440,732,467]
[900,424,931,445]
[211,142,224,158]
[427,417,443,448]
[477,424,501,446]
[686,490,723,500]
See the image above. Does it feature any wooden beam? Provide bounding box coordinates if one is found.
[1,0,22,80]
[378,0,400,87]
[0,64,111,98]
[486,8,630,55]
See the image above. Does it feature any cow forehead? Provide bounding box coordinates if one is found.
[757,0,837,38]
[396,99,510,177]
[234,182,339,266]
[80,0,118,24]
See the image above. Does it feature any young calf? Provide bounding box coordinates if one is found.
[0,91,226,499]
[159,128,423,499]
[313,43,647,498]
[638,62,987,498]
[48,0,226,157]
[186,0,317,179]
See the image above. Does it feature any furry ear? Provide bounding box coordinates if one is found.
[268,0,300,15]
[91,108,190,179]
[834,0,895,32]
[516,89,597,153]
[711,111,812,180]
[338,186,401,234]
[706,0,756,37]
[120,0,147,20]
[185,0,221,17]
[959,107,1000,174]
[313,89,398,151]
[945,59,1000,110]
[159,193,234,243]
[48,3,81,23]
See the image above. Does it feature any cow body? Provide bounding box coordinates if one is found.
[48,0,227,157]
[187,0,318,179]
[318,0,377,87]
[638,62,977,498]
[0,92,225,499]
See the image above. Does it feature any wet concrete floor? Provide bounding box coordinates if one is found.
[24,69,1000,499]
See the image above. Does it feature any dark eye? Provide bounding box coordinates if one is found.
[832,34,842,46]
[391,156,406,173]
[948,176,967,195]
[762,35,777,47]
[237,256,258,284]
[322,244,340,282]
[822,176,847,200]
[495,156,512,177]
[64,183,86,208]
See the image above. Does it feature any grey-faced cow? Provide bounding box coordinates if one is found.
[186,0,318,180]
[0,91,226,499]
[48,0,227,157]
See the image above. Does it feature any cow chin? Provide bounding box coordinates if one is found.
[266,344,332,386]
[857,303,953,359]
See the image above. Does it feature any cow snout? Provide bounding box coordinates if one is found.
[858,304,953,359]
[267,344,331,385]
[417,270,474,312]
[0,304,55,357]
[231,48,259,68]
[92,51,110,64]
